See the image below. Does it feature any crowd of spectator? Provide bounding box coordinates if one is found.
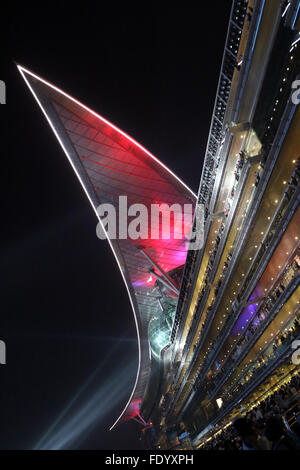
[201,373,300,450]
[221,316,300,403]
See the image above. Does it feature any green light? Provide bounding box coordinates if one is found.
[148,301,176,360]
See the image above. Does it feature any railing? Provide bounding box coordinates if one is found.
[166,1,300,421]
[208,272,300,399]
[196,170,300,385]
[171,97,298,395]
[169,0,249,346]
[170,162,250,395]
[201,330,300,440]
[167,177,300,419]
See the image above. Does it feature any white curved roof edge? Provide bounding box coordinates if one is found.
[17,64,195,430]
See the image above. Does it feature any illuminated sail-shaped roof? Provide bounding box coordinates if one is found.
[18,65,196,428]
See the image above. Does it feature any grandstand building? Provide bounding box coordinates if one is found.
[150,0,300,449]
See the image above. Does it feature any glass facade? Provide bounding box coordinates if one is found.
[148,301,177,360]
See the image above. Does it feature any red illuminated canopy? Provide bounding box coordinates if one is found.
[18,65,197,428]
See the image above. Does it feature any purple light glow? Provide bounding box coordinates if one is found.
[230,285,263,336]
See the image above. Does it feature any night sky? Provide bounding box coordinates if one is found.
[1,3,232,450]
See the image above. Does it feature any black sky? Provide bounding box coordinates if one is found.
[0,3,232,449]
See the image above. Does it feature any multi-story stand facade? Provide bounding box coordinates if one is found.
[149,0,300,449]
